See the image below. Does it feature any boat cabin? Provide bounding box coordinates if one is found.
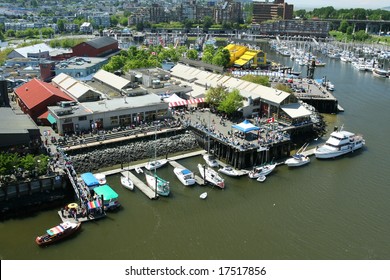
[93,184,120,211]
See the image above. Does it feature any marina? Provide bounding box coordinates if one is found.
[1,40,390,260]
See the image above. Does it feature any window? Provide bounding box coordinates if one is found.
[110,116,119,125]
[78,116,87,121]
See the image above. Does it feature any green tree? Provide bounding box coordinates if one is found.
[218,89,243,115]
[203,16,213,31]
[205,85,227,108]
[346,26,353,35]
[57,19,66,32]
[186,49,198,60]
[201,51,213,64]
[338,20,349,33]
[5,29,15,37]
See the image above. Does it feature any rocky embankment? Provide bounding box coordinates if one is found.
[69,131,199,173]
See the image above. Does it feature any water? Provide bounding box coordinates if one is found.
[1,44,390,260]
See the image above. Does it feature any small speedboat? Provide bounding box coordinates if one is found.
[218,165,239,177]
[200,192,208,199]
[120,175,134,190]
[257,175,266,182]
[285,154,310,167]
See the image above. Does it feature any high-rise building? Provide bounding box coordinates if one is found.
[252,0,293,23]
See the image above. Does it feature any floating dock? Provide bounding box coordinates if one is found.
[57,209,106,223]
[121,171,158,200]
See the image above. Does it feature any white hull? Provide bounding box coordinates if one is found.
[94,173,106,185]
[198,164,224,189]
[173,167,196,186]
[257,175,266,182]
[315,144,363,159]
[145,172,170,196]
[315,129,365,159]
[200,192,208,199]
[145,159,168,171]
[203,154,219,167]
[285,155,310,167]
[120,176,134,190]
[218,166,239,177]
[248,163,276,179]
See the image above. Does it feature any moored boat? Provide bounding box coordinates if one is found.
[145,171,170,196]
[218,165,239,177]
[173,167,196,186]
[198,163,225,189]
[200,192,208,199]
[285,143,311,167]
[315,126,365,159]
[248,163,276,179]
[35,221,81,246]
[372,68,389,78]
[203,154,219,167]
[145,159,168,171]
[120,175,134,190]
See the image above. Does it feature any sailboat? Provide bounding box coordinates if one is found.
[203,110,219,167]
[144,125,170,197]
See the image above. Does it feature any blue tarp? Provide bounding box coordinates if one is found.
[232,119,260,133]
[81,172,99,188]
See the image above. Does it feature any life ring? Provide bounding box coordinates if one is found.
[68,203,78,209]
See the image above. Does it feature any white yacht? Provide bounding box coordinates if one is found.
[315,128,365,159]
[198,164,225,189]
[173,167,196,186]
[285,154,310,167]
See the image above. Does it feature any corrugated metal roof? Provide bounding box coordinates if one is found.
[85,36,118,49]
[12,43,54,58]
[93,69,131,91]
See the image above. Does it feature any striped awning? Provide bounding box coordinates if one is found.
[169,97,205,107]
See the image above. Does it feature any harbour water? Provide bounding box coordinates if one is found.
[1,43,390,260]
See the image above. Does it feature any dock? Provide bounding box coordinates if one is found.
[169,160,205,185]
[122,171,158,200]
[57,208,106,223]
[302,148,316,157]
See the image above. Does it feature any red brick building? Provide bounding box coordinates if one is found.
[14,78,74,125]
[72,36,119,57]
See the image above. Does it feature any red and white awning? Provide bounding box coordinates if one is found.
[169,97,205,107]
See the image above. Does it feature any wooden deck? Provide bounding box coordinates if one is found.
[122,171,158,200]
[57,209,106,223]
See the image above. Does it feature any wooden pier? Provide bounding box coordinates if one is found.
[169,160,205,186]
[122,171,158,200]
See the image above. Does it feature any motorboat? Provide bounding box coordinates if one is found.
[285,154,310,167]
[218,165,239,177]
[35,221,81,246]
[203,154,219,167]
[257,175,266,182]
[372,68,389,78]
[285,143,311,167]
[198,163,225,189]
[145,171,170,196]
[120,175,134,191]
[173,167,196,186]
[94,173,106,185]
[145,159,168,171]
[248,163,276,179]
[315,126,365,159]
[200,192,208,199]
